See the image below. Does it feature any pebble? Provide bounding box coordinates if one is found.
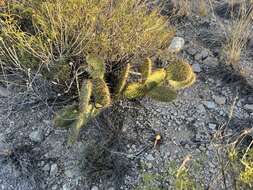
[50,164,58,176]
[0,86,11,97]
[91,186,99,190]
[202,101,216,109]
[192,63,202,73]
[197,104,206,113]
[42,164,50,171]
[244,104,253,112]
[187,47,198,56]
[208,123,217,130]
[29,130,43,142]
[212,95,226,105]
[52,185,58,190]
[146,154,155,161]
[203,56,218,67]
[168,37,185,53]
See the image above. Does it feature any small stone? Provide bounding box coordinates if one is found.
[244,104,253,112]
[146,154,155,161]
[212,95,226,105]
[50,164,58,176]
[197,104,206,113]
[192,63,202,73]
[187,48,198,56]
[29,130,43,142]
[107,187,115,190]
[202,101,216,109]
[0,86,11,97]
[62,184,70,190]
[52,185,58,190]
[91,186,99,190]
[208,123,217,130]
[200,49,209,60]
[194,53,202,61]
[203,57,218,67]
[168,37,185,53]
[42,164,50,171]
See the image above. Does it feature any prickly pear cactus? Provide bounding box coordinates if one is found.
[54,55,196,144]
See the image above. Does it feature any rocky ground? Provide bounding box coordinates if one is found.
[0,0,252,190]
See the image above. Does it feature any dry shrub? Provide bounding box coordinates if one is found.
[223,1,253,65]
[0,0,175,86]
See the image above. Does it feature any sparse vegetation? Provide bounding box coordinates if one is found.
[0,0,252,189]
[223,1,253,65]
[0,0,175,86]
[54,56,195,144]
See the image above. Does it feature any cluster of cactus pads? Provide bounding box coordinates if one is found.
[54,55,196,144]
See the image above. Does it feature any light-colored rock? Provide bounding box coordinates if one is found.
[91,186,99,190]
[208,123,217,130]
[50,164,58,176]
[146,154,155,161]
[192,63,202,73]
[212,95,226,105]
[29,130,43,142]
[42,164,50,171]
[0,86,11,97]
[244,104,253,112]
[202,101,216,109]
[168,37,185,53]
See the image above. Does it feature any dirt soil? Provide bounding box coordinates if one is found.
[0,0,252,190]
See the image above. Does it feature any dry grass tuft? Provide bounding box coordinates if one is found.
[223,1,253,65]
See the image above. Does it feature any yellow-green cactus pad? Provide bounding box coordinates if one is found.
[68,80,93,145]
[115,63,130,96]
[92,78,111,107]
[86,54,105,79]
[145,69,166,90]
[124,82,145,99]
[54,104,78,128]
[169,72,196,89]
[147,86,177,102]
[166,59,193,82]
[140,58,152,82]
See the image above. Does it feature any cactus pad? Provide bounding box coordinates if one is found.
[92,78,111,107]
[86,54,105,79]
[145,69,166,90]
[54,104,78,128]
[124,82,145,99]
[140,58,152,82]
[166,59,192,82]
[68,80,92,145]
[147,86,177,102]
[115,63,130,96]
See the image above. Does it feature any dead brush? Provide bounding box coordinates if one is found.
[223,1,253,65]
[177,0,192,17]
[0,0,175,87]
